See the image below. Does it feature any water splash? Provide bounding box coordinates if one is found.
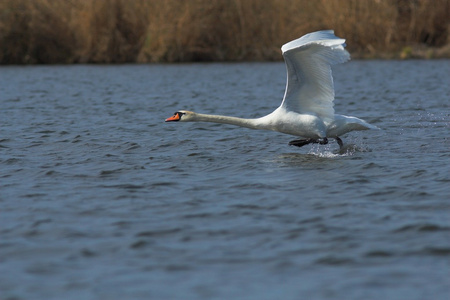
[306,141,371,158]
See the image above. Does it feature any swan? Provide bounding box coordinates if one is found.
[165,30,378,148]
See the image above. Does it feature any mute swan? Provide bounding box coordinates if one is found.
[165,30,378,148]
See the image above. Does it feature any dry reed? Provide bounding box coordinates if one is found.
[0,0,449,64]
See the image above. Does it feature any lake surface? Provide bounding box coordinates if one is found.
[1,61,449,300]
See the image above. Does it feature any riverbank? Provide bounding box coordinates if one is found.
[1,0,449,64]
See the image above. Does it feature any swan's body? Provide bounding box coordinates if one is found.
[165,30,378,148]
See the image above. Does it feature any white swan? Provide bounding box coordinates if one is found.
[165,30,378,148]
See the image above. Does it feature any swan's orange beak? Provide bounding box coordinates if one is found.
[165,113,180,122]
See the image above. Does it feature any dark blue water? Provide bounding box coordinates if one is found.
[1,61,449,300]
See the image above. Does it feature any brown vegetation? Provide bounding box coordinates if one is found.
[0,0,449,64]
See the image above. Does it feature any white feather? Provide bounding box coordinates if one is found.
[281,30,350,121]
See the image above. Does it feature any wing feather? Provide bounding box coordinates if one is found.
[280,30,350,121]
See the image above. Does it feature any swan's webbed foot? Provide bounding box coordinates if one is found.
[318,138,328,145]
[289,138,328,147]
[336,137,343,149]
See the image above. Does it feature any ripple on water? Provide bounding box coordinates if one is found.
[393,223,450,233]
[1,62,449,300]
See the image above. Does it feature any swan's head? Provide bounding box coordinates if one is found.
[165,110,195,122]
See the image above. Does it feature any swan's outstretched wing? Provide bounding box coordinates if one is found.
[280,30,350,121]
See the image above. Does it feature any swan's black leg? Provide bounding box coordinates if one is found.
[336,137,343,148]
[289,138,314,147]
[289,137,328,147]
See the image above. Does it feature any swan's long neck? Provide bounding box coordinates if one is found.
[190,112,261,130]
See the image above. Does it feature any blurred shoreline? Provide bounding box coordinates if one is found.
[1,0,449,64]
